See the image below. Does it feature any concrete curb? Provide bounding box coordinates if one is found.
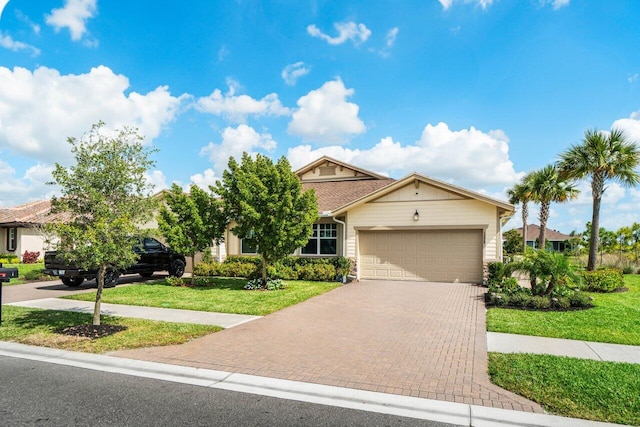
[0,342,625,427]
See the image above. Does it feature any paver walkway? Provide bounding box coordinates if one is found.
[115,280,543,412]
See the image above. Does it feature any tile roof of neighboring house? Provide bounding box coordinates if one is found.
[302,179,396,213]
[0,200,69,226]
[512,224,573,241]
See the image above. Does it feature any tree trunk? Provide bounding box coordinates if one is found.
[191,253,196,285]
[521,202,528,252]
[588,175,604,271]
[93,265,105,326]
[538,201,549,251]
[261,256,267,286]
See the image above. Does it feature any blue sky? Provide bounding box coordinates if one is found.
[1,0,640,234]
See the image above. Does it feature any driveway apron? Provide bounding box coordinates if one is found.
[114,280,542,412]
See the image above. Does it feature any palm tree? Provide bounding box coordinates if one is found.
[528,165,579,250]
[506,174,534,252]
[558,128,640,270]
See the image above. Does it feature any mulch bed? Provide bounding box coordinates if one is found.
[57,324,127,339]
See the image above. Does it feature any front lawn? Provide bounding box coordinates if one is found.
[0,305,220,353]
[63,277,342,316]
[487,274,640,345]
[2,263,53,285]
[489,353,640,426]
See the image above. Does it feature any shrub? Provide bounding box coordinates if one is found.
[193,261,220,277]
[581,268,624,292]
[23,269,52,281]
[487,261,507,287]
[220,262,260,279]
[528,296,551,310]
[0,253,20,264]
[508,293,532,307]
[568,291,594,308]
[296,263,336,281]
[224,255,261,266]
[622,264,635,275]
[272,263,299,280]
[22,251,40,264]
[244,277,284,290]
[551,297,571,310]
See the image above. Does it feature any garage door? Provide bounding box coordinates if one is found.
[359,230,483,283]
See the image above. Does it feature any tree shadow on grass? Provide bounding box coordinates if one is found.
[148,277,248,291]
[11,309,92,331]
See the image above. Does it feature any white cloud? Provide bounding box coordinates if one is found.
[0,32,40,56]
[287,79,366,143]
[613,111,640,143]
[307,22,371,46]
[0,0,9,20]
[0,158,56,207]
[16,10,41,34]
[288,122,522,189]
[377,27,399,58]
[145,170,168,195]
[196,81,290,123]
[190,168,219,189]
[217,45,229,63]
[0,65,187,164]
[438,0,494,10]
[540,0,570,10]
[282,62,310,86]
[199,124,277,175]
[628,73,639,84]
[45,0,97,41]
[570,180,626,206]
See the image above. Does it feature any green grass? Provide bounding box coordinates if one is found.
[63,277,342,316]
[0,305,220,353]
[489,353,640,425]
[487,275,640,345]
[1,263,56,285]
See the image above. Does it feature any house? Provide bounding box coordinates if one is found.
[0,200,62,258]
[217,156,515,283]
[512,224,572,252]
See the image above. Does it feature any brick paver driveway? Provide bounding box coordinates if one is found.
[115,280,542,412]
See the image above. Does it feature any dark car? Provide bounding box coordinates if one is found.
[44,237,186,287]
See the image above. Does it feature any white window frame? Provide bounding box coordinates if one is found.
[6,227,16,252]
[301,223,338,256]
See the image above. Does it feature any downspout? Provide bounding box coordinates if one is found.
[327,213,356,282]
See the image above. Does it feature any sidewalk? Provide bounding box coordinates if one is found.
[8,298,260,329]
[487,332,640,364]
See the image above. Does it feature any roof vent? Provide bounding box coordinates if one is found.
[319,166,337,176]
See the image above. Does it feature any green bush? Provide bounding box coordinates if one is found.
[272,263,299,280]
[22,269,48,281]
[224,255,262,266]
[551,296,571,310]
[568,291,594,308]
[220,262,260,278]
[581,269,624,292]
[244,277,285,290]
[528,295,551,309]
[487,261,506,287]
[193,261,220,276]
[195,256,344,281]
[0,253,20,264]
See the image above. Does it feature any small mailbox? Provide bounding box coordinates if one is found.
[0,263,19,324]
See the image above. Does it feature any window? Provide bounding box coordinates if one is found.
[241,239,258,255]
[302,223,337,255]
[6,227,16,252]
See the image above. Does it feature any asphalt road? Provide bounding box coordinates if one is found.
[0,356,459,427]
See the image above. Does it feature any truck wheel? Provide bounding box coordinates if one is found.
[103,268,120,288]
[169,259,185,278]
[139,271,154,278]
[61,277,85,287]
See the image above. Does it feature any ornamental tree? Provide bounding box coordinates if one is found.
[48,122,157,325]
[157,183,227,283]
[215,153,318,286]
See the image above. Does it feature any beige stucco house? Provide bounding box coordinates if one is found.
[0,200,58,259]
[217,156,515,283]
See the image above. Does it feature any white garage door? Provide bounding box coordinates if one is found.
[359,230,483,283]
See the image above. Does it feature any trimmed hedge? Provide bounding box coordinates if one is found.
[194,255,348,282]
[580,268,624,293]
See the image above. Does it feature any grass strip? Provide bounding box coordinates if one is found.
[0,305,220,353]
[64,277,342,316]
[488,353,640,426]
[487,275,640,345]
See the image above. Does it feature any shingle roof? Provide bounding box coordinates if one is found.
[0,200,68,225]
[302,179,396,213]
[512,224,573,242]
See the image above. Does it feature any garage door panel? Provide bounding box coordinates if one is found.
[359,230,482,283]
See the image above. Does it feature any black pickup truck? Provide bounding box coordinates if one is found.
[44,237,186,287]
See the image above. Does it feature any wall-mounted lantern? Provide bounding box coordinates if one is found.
[413,210,419,221]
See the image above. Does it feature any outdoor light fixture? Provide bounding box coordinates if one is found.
[413,210,419,221]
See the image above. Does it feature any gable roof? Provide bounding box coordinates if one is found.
[296,156,390,181]
[513,224,572,242]
[329,172,514,217]
[302,178,396,213]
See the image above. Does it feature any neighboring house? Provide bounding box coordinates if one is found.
[512,224,572,252]
[216,156,515,283]
[0,200,61,258]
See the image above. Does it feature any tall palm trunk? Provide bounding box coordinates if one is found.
[521,202,528,252]
[538,201,550,250]
[588,174,604,271]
